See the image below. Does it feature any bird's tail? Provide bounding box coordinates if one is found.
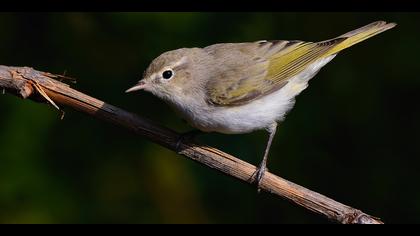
[324,21,396,56]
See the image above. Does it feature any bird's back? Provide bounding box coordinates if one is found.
[204,21,396,107]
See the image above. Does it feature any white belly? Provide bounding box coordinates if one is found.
[176,55,336,134]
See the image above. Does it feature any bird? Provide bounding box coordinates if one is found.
[126,21,396,189]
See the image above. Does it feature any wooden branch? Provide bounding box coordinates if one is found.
[0,65,383,224]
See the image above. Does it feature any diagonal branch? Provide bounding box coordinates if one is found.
[0,65,383,224]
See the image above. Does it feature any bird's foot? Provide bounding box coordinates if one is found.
[175,130,202,153]
[254,164,268,193]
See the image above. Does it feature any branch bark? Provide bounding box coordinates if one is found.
[0,65,383,224]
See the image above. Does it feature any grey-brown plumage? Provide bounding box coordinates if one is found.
[126,21,396,189]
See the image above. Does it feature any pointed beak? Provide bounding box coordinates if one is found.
[125,81,147,93]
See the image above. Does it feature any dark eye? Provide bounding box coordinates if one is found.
[162,70,173,79]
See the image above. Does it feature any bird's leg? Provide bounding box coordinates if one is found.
[175,130,203,152]
[255,123,278,192]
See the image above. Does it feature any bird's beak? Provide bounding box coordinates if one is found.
[125,81,147,93]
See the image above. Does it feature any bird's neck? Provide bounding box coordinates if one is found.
[165,92,210,121]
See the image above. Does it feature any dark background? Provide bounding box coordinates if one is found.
[0,12,418,223]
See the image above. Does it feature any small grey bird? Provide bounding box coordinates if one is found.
[126,21,396,188]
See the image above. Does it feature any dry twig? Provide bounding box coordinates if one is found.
[0,65,383,224]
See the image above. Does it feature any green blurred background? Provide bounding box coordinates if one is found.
[0,12,418,224]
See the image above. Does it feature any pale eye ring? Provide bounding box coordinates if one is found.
[162,69,174,80]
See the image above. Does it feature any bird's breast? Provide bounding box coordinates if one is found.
[169,93,294,134]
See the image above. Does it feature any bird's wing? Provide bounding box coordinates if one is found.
[205,39,340,106]
[206,21,396,106]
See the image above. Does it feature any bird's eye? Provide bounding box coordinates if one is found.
[162,70,173,80]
